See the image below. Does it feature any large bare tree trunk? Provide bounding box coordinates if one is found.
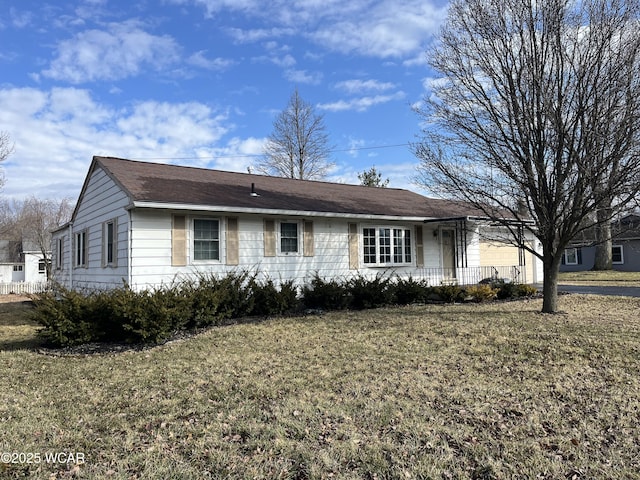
[542,254,561,314]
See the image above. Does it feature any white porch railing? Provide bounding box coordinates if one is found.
[418,266,524,286]
[0,281,50,295]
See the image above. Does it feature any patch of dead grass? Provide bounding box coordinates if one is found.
[559,270,640,284]
[1,295,639,479]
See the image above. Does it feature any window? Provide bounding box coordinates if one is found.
[280,222,299,254]
[13,265,23,272]
[363,228,377,264]
[55,238,64,270]
[103,220,117,266]
[75,230,87,267]
[564,247,579,265]
[38,260,46,274]
[363,227,413,266]
[193,219,220,261]
[612,245,623,264]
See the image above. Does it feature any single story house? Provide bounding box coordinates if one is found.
[51,156,543,291]
[0,239,48,283]
[561,214,640,272]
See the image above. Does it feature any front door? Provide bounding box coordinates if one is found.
[441,229,456,277]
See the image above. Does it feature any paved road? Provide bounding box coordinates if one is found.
[557,284,640,298]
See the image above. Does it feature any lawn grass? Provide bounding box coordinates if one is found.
[1,295,639,479]
[559,270,640,284]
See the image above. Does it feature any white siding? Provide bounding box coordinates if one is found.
[23,251,47,282]
[423,226,442,268]
[61,167,131,290]
[127,210,437,290]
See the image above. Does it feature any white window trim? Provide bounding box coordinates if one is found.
[277,220,302,256]
[362,225,413,267]
[564,247,578,265]
[55,237,64,270]
[74,229,88,268]
[191,217,223,263]
[612,244,624,264]
[102,219,118,268]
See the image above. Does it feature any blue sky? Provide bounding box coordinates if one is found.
[0,0,448,201]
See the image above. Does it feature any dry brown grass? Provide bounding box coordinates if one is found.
[1,294,639,479]
[559,270,640,285]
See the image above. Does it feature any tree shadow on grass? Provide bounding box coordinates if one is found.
[0,299,44,351]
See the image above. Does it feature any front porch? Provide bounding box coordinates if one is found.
[417,265,526,286]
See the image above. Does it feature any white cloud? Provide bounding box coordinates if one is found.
[187,51,235,70]
[309,1,447,59]
[284,69,322,85]
[310,0,445,58]
[345,137,366,157]
[0,87,236,199]
[174,0,261,17]
[208,136,266,172]
[335,79,397,94]
[226,27,295,43]
[272,54,297,68]
[10,8,34,28]
[318,91,406,112]
[177,0,447,60]
[42,21,181,83]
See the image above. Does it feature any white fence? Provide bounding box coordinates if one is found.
[0,281,49,295]
[418,266,524,286]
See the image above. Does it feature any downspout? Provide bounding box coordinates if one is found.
[462,220,468,268]
[128,209,133,288]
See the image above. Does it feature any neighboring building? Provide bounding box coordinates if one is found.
[561,214,640,272]
[51,156,543,291]
[0,239,48,283]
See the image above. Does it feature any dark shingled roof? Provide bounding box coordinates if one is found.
[93,156,482,219]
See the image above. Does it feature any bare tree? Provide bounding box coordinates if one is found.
[0,131,15,188]
[413,0,640,313]
[358,166,389,187]
[258,89,333,180]
[1,197,73,278]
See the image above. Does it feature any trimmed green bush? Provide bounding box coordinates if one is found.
[250,278,299,316]
[115,286,192,344]
[31,286,97,347]
[188,271,257,327]
[347,274,395,310]
[393,276,432,305]
[32,272,542,348]
[300,274,350,310]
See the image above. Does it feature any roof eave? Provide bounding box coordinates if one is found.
[130,201,432,223]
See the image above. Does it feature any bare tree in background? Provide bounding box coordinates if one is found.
[0,131,15,188]
[258,89,333,180]
[413,0,640,313]
[0,197,73,278]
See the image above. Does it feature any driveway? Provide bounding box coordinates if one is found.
[557,284,640,298]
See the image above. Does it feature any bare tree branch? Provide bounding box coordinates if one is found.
[0,131,15,190]
[413,0,640,313]
[0,197,73,278]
